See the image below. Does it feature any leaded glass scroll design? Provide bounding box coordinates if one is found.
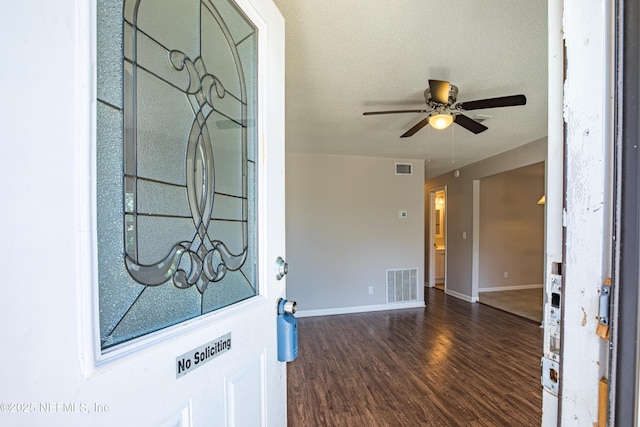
[97,0,258,350]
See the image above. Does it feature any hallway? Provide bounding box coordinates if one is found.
[287,288,543,426]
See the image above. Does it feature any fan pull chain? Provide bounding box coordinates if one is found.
[426,126,432,163]
[451,125,456,164]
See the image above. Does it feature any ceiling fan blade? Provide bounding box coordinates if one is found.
[456,94,526,111]
[428,79,451,104]
[400,117,430,138]
[454,114,489,134]
[363,109,427,115]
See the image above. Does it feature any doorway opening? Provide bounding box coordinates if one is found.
[475,162,545,324]
[428,187,447,293]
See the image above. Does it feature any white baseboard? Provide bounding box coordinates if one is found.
[478,284,543,292]
[296,301,426,318]
[445,289,479,303]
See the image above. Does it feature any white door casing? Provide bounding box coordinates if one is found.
[0,0,286,425]
[558,0,614,423]
[428,187,446,289]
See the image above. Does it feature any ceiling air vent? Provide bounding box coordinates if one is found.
[395,163,412,175]
[471,114,491,123]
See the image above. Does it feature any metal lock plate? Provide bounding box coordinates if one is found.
[541,357,559,395]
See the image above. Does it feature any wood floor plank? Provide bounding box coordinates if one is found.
[287,288,543,426]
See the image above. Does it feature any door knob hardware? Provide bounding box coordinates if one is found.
[275,256,288,280]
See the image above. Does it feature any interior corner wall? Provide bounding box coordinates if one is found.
[478,163,545,290]
[424,137,547,300]
[285,153,425,312]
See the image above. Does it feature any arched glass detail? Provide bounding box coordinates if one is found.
[97,0,258,350]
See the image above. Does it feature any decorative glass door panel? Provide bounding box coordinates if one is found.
[97,0,257,350]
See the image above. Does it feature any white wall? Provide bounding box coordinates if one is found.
[425,137,547,300]
[286,153,425,314]
[478,163,545,291]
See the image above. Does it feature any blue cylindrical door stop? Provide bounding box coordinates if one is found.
[277,299,298,362]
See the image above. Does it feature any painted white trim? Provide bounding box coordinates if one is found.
[427,191,436,290]
[77,0,99,379]
[445,289,479,303]
[428,186,447,293]
[443,187,448,292]
[471,180,480,301]
[542,2,564,424]
[296,302,425,318]
[478,284,544,292]
[560,0,613,422]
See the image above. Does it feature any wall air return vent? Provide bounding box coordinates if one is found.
[386,268,418,303]
[395,163,413,175]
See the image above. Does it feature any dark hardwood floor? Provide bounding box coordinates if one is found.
[287,288,543,426]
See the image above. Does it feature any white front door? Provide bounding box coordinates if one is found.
[1,0,286,426]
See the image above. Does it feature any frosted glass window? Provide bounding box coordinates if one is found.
[97,0,258,350]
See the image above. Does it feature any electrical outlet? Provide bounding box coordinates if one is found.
[368,286,374,294]
[504,271,509,279]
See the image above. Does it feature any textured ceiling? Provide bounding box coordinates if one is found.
[272,1,548,179]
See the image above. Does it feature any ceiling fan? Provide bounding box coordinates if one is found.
[363,79,526,137]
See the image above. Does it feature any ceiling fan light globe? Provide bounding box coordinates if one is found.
[429,113,454,130]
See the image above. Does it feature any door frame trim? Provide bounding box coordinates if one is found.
[428,186,447,291]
